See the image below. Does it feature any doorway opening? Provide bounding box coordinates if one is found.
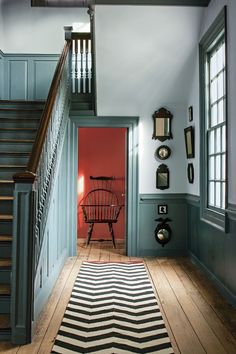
[77,127,127,251]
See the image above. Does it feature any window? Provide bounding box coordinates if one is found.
[199,7,227,230]
[206,38,226,210]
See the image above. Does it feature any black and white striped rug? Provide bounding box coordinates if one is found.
[51,261,174,354]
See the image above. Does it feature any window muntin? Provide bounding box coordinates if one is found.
[206,38,226,210]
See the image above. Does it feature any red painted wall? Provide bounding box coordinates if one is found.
[78,127,126,240]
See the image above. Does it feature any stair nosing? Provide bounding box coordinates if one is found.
[0,215,13,220]
[0,138,34,143]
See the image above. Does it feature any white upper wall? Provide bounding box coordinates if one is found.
[0,0,89,53]
[95,5,203,194]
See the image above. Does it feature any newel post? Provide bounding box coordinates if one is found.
[11,172,36,344]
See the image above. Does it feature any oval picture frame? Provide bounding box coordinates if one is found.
[187,163,194,183]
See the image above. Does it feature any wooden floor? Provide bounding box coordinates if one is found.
[1,241,236,353]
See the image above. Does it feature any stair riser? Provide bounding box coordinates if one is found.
[0,103,44,110]
[0,143,34,152]
[70,110,95,116]
[0,120,40,129]
[0,299,10,314]
[0,170,26,179]
[71,93,92,101]
[0,156,29,165]
[0,269,11,283]
[0,243,12,258]
[0,131,36,140]
[0,222,12,235]
[0,111,42,118]
[0,331,11,341]
[0,185,14,196]
[71,103,93,110]
[0,200,13,215]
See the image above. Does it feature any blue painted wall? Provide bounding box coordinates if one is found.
[33,121,77,319]
[0,52,59,100]
[187,196,236,307]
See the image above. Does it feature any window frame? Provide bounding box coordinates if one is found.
[199,7,228,231]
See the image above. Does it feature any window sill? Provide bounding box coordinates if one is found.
[200,207,227,233]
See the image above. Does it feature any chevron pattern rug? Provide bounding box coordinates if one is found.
[51,261,174,354]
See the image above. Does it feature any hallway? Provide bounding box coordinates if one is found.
[1,242,236,353]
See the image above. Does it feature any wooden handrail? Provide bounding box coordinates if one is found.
[14,40,71,183]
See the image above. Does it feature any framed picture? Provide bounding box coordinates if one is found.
[188,106,193,122]
[158,204,168,215]
[184,126,194,158]
[187,163,194,183]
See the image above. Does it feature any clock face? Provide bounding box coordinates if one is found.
[155,145,171,160]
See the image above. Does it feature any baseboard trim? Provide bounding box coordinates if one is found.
[77,238,125,245]
[139,249,187,257]
[189,251,236,308]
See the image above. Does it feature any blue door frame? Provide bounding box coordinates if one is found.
[69,116,139,257]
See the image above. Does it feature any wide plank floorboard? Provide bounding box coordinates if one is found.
[1,241,236,353]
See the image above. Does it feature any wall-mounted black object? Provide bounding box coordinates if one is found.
[184,126,195,158]
[156,164,169,190]
[187,163,194,183]
[155,145,171,160]
[152,107,173,142]
[188,106,193,122]
[158,204,168,214]
[155,217,172,247]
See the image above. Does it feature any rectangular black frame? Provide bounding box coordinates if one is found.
[184,126,195,158]
[158,204,168,215]
[188,106,193,122]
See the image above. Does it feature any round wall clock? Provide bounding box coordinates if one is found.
[155,145,171,160]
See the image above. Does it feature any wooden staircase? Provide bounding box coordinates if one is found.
[0,100,44,341]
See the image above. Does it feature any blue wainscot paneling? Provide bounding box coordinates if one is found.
[138,194,187,257]
[2,53,59,101]
[186,194,236,308]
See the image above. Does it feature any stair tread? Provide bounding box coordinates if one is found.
[0,164,26,168]
[0,196,14,201]
[0,235,12,242]
[0,315,10,329]
[0,116,40,121]
[0,128,37,131]
[0,99,45,104]
[0,259,11,267]
[0,151,30,155]
[0,138,34,143]
[0,284,10,296]
[0,215,13,220]
[0,180,13,184]
[0,107,43,112]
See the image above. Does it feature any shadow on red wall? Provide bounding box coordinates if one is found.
[77,127,126,241]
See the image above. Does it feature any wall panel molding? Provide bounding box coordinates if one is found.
[2,52,59,100]
[138,193,187,257]
[227,203,236,222]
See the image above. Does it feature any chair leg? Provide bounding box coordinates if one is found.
[86,222,94,247]
[108,222,116,248]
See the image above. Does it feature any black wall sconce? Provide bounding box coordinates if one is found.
[155,217,172,247]
[152,107,173,142]
[156,164,169,190]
